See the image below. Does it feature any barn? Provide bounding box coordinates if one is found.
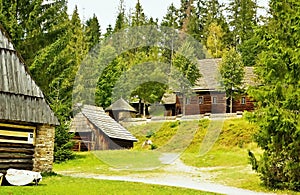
[70,105,137,151]
[0,25,59,174]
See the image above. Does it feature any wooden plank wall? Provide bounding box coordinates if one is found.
[232,96,255,112]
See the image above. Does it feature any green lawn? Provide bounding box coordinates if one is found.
[1,175,218,195]
[53,118,300,194]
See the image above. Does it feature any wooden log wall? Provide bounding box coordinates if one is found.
[0,143,34,174]
[0,123,35,174]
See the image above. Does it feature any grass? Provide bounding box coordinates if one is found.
[0,175,218,195]
[54,118,300,194]
[53,152,163,175]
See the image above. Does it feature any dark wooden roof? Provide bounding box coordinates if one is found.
[71,105,137,141]
[105,98,137,112]
[0,25,59,125]
[194,58,256,91]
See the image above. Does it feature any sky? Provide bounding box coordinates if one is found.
[67,0,269,33]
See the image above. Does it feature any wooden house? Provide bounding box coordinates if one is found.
[0,25,59,174]
[163,58,255,116]
[105,98,137,122]
[70,105,137,151]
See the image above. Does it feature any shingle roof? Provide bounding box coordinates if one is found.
[70,112,91,133]
[194,58,256,91]
[105,98,137,112]
[194,58,222,90]
[161,93,176,104]
[0,24,58,125]
[73,105,137,141]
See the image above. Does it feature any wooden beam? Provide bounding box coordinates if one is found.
[0,147,34,154]
[0,159,33,164]
[0,154,33,159]
[0,143,34,148]
[0,139,31,145]
[0,123,35,130]
[0,130,29,137]
[0,164,33,170]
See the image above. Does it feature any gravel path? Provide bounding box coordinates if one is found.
[58,158,275,195]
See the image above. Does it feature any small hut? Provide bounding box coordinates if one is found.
[161,93,181,116]
[105,98,137,122]
[0,25,59,174]
[70,105,137,151]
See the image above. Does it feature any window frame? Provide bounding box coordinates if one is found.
[212,96,217,104]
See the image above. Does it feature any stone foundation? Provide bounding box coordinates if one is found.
[33,125,55,173]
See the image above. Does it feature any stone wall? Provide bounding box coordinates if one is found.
[33,125,55,172]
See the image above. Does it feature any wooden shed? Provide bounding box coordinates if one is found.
[105,98,137,122]
[70,105,137,151]
[0,25,59,174]
[161,93,181,116]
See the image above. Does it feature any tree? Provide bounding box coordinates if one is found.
[131,0,147,27]
[85,14,101,50]
[113,0,128,32]
[219,47,244,113]
[228,0,258,46]
[247,0,300,190]
[206,22,224,58]
[161,3,179,29]
[30,6,88,162]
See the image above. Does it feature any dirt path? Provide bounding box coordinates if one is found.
[58,158,274,195]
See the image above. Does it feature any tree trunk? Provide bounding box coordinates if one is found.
[230,94,233,113]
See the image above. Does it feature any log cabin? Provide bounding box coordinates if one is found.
[0,25,59,174]
[163,58,256,116]
[70,105,137,151]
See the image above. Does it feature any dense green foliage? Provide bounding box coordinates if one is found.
[247,0,300,190]
[219,47,245,113]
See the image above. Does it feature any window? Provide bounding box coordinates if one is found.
[185,97,190,104]
[212,96,217,104]
[241,97,246,105]
[198,96,204,104]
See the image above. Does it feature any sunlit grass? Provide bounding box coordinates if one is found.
[1,175,218,195]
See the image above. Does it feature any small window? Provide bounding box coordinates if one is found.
[212,96,217,104]
[186,97,190,104]
[241,97,246,105]
[199,96,204,104]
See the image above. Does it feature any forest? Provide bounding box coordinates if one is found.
[0,0,299,191]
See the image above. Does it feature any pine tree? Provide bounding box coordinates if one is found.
[30,6,88,162]
[114,0,128,32]
[228,0,258,46]
[131,0,147,27]
[248,0,300,190]
[85,14,101,51]
[161,3,179,29]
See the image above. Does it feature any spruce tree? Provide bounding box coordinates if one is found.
[248,0,300,190]
[85,14,101,51]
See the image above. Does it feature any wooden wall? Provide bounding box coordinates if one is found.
[232,96,255,113]
[182,92,226,115]
[0,143,34,174]
[0,123,36,174]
